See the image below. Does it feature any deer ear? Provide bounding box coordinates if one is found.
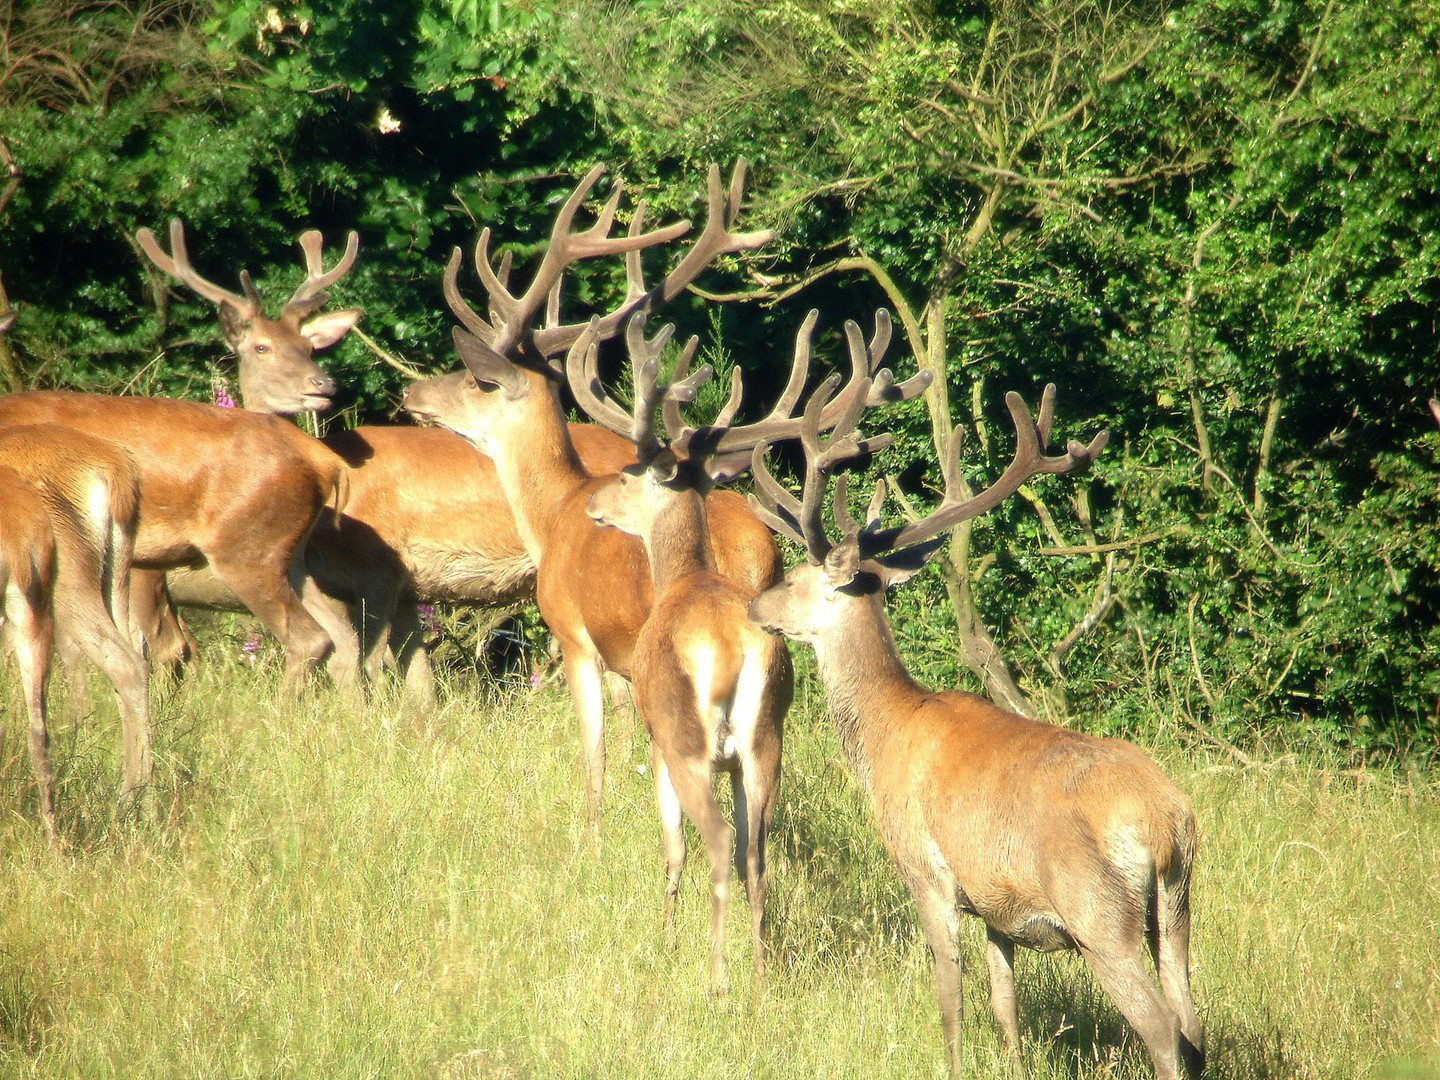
[1429,397,1440,427]
[453,326,530,399]
[300,308,362,350]
[874,536,944,588]
[821,535,862,588]
[647,449,681,484]
[217,302,248,346]
[704,450,752,486]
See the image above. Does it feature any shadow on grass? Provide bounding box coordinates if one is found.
[1015,952,1305,1080]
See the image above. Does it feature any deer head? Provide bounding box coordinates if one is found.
[136,220,361,414]
[746,385,1109,643]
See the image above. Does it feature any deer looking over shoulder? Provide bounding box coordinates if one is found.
[746,388,1202,1080]
[402,162,781,827]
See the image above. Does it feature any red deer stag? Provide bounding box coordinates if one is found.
[403,162,784,824]
[574,307,928,984]
[0,424,152,837]
[129,218,363,680]
[745,388,1203,1080]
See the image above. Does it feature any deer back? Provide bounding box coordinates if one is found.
[0,392,346,566]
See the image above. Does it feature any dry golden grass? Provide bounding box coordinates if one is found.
[0,639,1433,1079]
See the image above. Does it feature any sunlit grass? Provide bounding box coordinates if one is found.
[0,629,1435,1079]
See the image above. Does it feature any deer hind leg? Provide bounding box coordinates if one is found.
[662,750,734,993]
[53,580,152,816]
[1076,931,1187,1080]
[1156,866,1204,1078]
[7,583,57,842]
[908,879,964,1079]
[985,927,1026,1079]
[105,515,140,653]
[731,716,781,976]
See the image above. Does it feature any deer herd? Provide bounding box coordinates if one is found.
[0,162,1217,1079]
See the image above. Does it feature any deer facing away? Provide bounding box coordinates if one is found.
[745,386,1203,1080]
[0,424,152,837]
[573,313,799,988]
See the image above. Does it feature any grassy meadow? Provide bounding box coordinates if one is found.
[0,620,1436,1080]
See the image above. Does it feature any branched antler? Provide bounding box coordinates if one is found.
[136,219,359,322]
[750,383,1108,564]
[570,307,931,490]
[445,161,775,374]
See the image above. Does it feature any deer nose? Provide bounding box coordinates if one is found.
[310,373,337,396]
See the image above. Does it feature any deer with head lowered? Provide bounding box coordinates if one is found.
[403,162,785,826]
[0,225,357,691]
[745,389,1203,1080]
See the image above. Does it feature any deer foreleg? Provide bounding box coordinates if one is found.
[985,926,1025,1079]
[561,646,607,831]
[910,881,964,1079]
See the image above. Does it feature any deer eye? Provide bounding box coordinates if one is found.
[254,343,270,354]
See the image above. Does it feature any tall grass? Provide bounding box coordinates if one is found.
[0,634,1435,1079]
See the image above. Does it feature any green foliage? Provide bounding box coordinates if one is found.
[2,0,1439,752]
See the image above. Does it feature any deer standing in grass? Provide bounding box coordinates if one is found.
[0,289,153,834]
[0,424,152,837]
[135,224,741,706]
[128,218,363,682]
[402,162,785,826]
[746,387,1203,1080]
[574,305,926,985]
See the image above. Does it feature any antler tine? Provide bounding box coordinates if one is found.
[817,311,932,426]
[626,313,674,461]
[747,444,810,551]
[657,161,775,306]
[288,228,359,308]
[136,218,257,317]
[832,472,860,536]
[661,314,695,439]
[484,166,692,359]
[443,245,496,341]
[531,160,771,359]
[886,384,1109,552]
[568,310,715,464]
[567,316,637,441]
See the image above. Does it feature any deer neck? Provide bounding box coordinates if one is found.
[642,488,717,592]
[485,388,590,561]
[811,595,927,791]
